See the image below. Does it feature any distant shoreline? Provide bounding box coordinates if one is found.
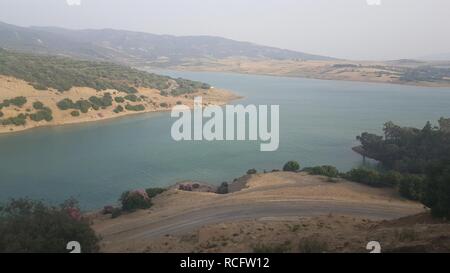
[157,59,450,89]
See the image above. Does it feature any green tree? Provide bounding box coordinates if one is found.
[399,174,426,201]
[424,162,450,218]
[0,199,99,253]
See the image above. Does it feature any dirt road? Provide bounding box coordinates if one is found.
[93,172,424,252]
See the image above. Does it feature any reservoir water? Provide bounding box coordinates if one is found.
[1,71,450,209]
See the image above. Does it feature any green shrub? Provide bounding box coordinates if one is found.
[304,165,339,178]
[89,93,113,107]
[113,105,124,113]
[114,96,125,103]
[70,110,80,117]
[124,94,138,102]
[1,114,27,126]
[424,163,450,218]
[125,104,145,111]
[0,198,100,253]
[217,182,229,194]
[344,168,384,187]
[75,100,91,113]
[159,102,168,108]
[57,98,92,113]
[32,83,48,90]
[399,174,426,201]
[283,161,300,172]
[145,188,166,198]
[57,98,75,110]
[0,100,9,109]
[30,107,53,122]
[247,168,257,175]
[0,111,3,118]
[120,190,152,212]
[32,101,44,110]
[8,96,27,107]
[380,170,404,187]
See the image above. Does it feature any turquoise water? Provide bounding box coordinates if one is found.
[1,71,450,209]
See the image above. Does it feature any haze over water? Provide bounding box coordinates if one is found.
[1,71,450,209]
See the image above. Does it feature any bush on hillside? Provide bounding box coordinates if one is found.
[304,165,339,178]
[32,101,44,110]
[217,182,229,194]
[88,93,113,108]
[120,190,152,212]
[124,94,138,102]
[0,198,99,253]
[8,96,27,107]
[145,188,166,198]
[1,114,27,126]
[113,105,124,113]
[70,110,80,117]
[114,96,125,103]
[125,104,145,111]
[424,162,450,218]
[399,174,426,201]
[30,107,53,122]
[380,170,404,187]
[0,49,210,95]
[283,161,300,172]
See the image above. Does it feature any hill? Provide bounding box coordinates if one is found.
[2,21,450,88]
[0,48,237,134]
[0,21,334,66]
[0,48,209,94]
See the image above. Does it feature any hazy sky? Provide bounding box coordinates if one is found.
[0,0,449,60]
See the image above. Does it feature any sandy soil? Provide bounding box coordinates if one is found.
[92,172,425,253]
[167,58,450,88]
[0,75,241,134]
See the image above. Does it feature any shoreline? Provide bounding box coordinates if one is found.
[0,94,242,136]
[0,76,242,136]
[158,65,450,89]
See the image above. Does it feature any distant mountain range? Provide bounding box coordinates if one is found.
[0,21,334,66]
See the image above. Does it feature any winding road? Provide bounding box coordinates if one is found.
[98,199,422,247]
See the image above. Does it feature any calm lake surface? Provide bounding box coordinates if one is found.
[1,71,450,209]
